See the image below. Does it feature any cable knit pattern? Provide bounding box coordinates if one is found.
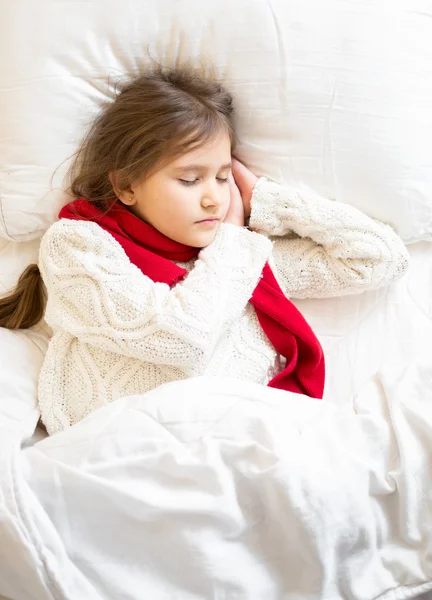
[38,180,409,434]
[250,177,409,298]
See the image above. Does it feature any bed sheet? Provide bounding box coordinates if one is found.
[0,237,430,447]
[0,239,431,600]
[299,239,430,406]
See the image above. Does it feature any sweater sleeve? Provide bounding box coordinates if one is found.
[248,177,410,299]
[39,220,272,371]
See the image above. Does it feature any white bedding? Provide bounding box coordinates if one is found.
[0,238,431,600]
[1,365,432,599]
[1,235,430,438]
[1,0,432,244]
[3,235,429,446]
[1,0,432,597]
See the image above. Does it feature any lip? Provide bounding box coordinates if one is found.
[196,218,220,224]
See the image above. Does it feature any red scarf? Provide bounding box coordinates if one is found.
[59,199,325,398]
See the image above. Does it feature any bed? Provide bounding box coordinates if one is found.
[1,0,431,598]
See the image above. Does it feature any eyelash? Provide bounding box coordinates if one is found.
[179,178,229,186]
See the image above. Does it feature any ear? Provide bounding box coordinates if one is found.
[108,171,136,206]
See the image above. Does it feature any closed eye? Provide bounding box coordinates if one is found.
[179,177,229,186]
[179,179,199,186]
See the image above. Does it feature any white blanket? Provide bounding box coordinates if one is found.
[1,359,432,600]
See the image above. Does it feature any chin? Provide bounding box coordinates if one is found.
[200,231,220,248]
[188,235,216,249]
[171,222,222,249]
[184,228,220,249]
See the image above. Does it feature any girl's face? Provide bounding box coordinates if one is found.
[117,129,232,248]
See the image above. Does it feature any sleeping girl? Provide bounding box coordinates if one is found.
[0,66,409,434]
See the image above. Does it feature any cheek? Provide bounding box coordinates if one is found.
[223,185,231,204]
[136,182,189,222]
[164,185,198,219]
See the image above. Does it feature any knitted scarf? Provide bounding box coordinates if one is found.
[59,199,325,398]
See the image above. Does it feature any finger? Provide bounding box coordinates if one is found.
[231,156,244,168]
[231,159,251,192]
[228,172,240,194]
[231,157,243,179]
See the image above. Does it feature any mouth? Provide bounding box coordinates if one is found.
[196,217,220,224]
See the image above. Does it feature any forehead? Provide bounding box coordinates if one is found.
[170,130,232,170]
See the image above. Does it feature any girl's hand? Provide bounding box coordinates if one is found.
[224,173,245,227]
[231,157,259,219]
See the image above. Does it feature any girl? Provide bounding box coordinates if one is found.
[0,67,409,435]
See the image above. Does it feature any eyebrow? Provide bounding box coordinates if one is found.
[173,162,232,173]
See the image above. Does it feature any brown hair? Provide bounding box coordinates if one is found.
[0,64,236,330]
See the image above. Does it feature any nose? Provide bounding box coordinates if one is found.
[200,180,223,210]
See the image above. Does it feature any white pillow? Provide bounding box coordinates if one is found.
[0,0,431,243]
[0,328,49,442]
[0,238,41,293]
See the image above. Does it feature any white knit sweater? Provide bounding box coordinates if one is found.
[38,178,409,434]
